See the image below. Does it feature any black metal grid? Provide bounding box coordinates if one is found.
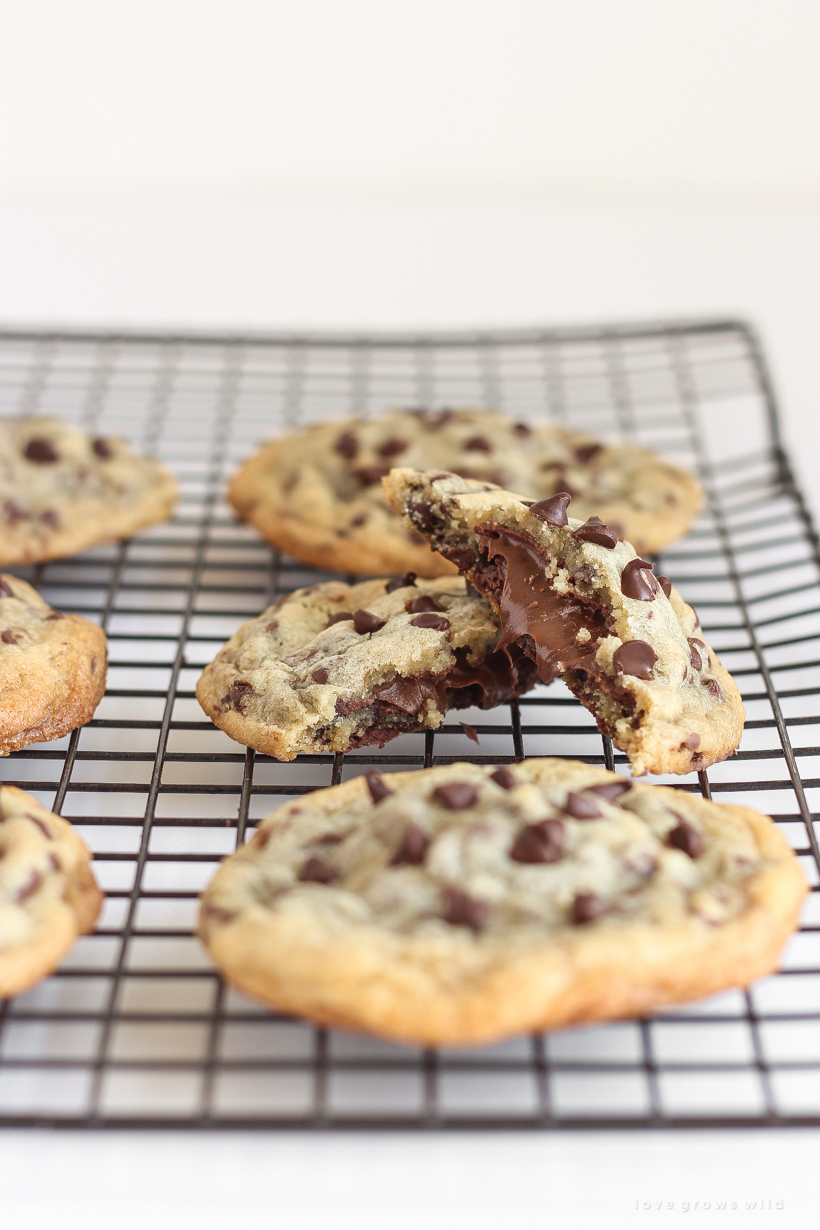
[0,319,819,1130]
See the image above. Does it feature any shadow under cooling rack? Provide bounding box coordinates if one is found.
[1,318,819,1129]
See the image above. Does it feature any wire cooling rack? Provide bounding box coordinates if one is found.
[0,319,818,1130]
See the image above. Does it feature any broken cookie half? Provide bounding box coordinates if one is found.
[384,468,744,777]
[196,575,536,760]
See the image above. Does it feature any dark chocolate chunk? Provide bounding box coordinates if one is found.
[513,422,531,437]
[563,791,603,819]
[571,892,608,924]
[446,547,477,571]
[613,640,658,680]
[385,571,417,593]
[529,492,571,527]
[334,431,359,459]
[390,822,431,866]
[510,818,565,864]
[432,781,478,809]
[311,667,329,684]
[353,465,391,486]
[464,435,492,452]
[229,680,253,709]
[365,772,393,803]
[687,638,703,671]
[15,870,43,902]
[406,594,444,613]
[0,577,12,598]
[1,628,22,644]
[575,443,602,463]
[299,856,338,884]
[353,609,386,634]
[490,767,517,790]
[667,815,704,859]
[461,722,479,744]
[327,611,353,627]
[24,438,58,463]
[706,678,720,699]
[586,780,632,802]
[442,886,490,930]
[377,437,408,458]
[408,500,437,533]
[621,558,658,601]
[92,437,113,459]
[3,499,26,524]
[410,613,451,631]
[572,516,618,549]
[657,575,672,598]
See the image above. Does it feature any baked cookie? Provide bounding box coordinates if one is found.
[228,408,702,577]
[0,416,178,564]
[0,785,103,998]
[199,759,805,1046]
[196,575,536,760]
[0,574,108,756]
[384,469,744,776]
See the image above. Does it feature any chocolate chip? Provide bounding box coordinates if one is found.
[529,492,571,527]
[1,629,22,644]
[657,575,672,598]
[265,620,279,633]
[365,772,393,803]
[586,780,632,802]
[229,680,253,709]
[684,732,701,749]
[461,722,479,744]
[408,500,437,533]
[513,422,531,437]
[613,640,658,679]
[406,594,444,613]
[667,815,703,859]
[39,508,60,528]
[432,781,478,810]
[490,767,517,790]
[327,611,353,627]
[410,613,451,631]
[335,431,359,459]
[621,558,658,601]
[571,892,608,924]
[445,547,476,571]
[706,678,720,699]
[349,513,368,527]
[15,870,43,902]
[48,853,61,872]
[24,439,58,463]
[575,443,602,463]
[45,610,64,620]
[3,500,26,524]
[510,818,565,864]
[0,577,12,598]
[390,822,430,866]
[92,437,113,459]
[26,813,52,838]
[353,609,386,634]
[563,791,603,820]
[377,437,408,458]
[442,886,490,930]
[386,571,417,593]
[572,517,618,549]
[311,667,329,683]
[299,856,338,884]
[353,465,391,486]
[687,637,703,671]
[464,435,492,452]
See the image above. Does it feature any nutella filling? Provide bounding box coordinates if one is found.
[474,525,610,685]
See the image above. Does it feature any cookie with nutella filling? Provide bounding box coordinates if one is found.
[384,468,745,777]
[0,416,178,565]
[196,575,536,760]
[227,407,703,577]
[0,785,103,997]
[0,574,108,756]
[198,759,805,1046]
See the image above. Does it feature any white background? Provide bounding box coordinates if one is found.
[1,2,820,1223]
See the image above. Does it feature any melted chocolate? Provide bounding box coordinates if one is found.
[475,525,610,685]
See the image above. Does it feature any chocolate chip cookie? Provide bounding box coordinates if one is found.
[199,759,805,1045]
[384,469,744,776]
[196,575,536,760]
[0,785,103,998]
[0,574,108,755]
[0,416,178,564]
[228,408,702,577]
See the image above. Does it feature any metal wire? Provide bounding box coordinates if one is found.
[0,319,818,1129]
